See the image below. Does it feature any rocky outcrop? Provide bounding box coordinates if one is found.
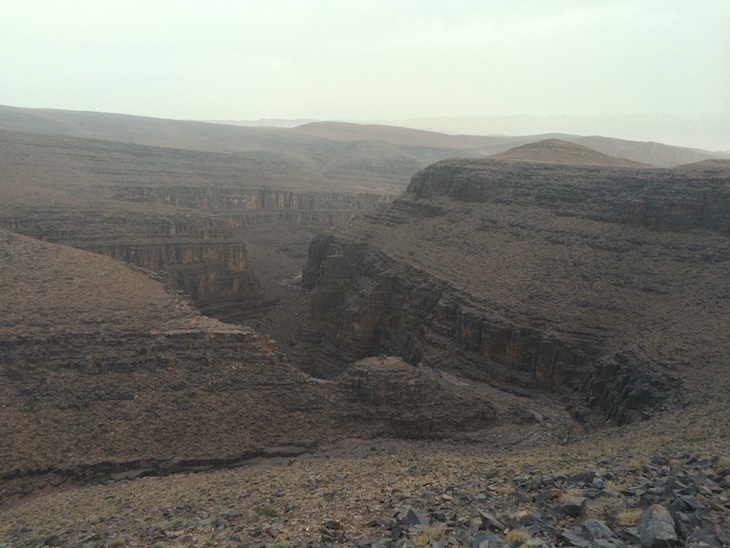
[296,234,679,424]
[289,159,730,424]
[84,240,269,321]
[335,356,495,438]
[0,188,389,322]
[299,234,589,385]
[407,159,730,233]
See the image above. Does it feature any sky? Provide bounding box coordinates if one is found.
[1,1,729,149]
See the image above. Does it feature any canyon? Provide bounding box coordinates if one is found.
[265,146,730,429]
[0,109,728,546]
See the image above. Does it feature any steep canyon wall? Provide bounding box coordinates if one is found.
[291,160,730,424]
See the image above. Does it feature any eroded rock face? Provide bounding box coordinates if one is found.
[84,240,268,321]
[0,129,395,325]
[407,159,730,234]
[289,159,730,424]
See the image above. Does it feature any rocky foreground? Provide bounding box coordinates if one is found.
[1,431,728,548]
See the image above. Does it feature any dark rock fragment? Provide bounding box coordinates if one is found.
[568,471,596,485]
[561,530,590,547]
[621,527,642,546]
[637,504,678,547]
[563,496,587,517]
[478,511,505,532]
[673,511,702,539]
[471,530,505,547]
[670,494,705,514]
[582,519,615,540]
[686,528,724,548]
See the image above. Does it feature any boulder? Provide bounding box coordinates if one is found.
[637,505,678,548]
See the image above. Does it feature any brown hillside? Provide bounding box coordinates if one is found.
[0,228,205,335]
[1,111,729,547]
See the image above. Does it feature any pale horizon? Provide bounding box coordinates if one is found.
[1,1,728,149]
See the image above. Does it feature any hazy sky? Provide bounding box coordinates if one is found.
[1,1,728,146]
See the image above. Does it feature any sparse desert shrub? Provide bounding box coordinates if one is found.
[558,488,581,504]
[412,524,446,546]
[109,539,125,548]
[258,504,280,518]
[717,455,730,469]
[616,508,642,527]
[268,543,293,548]
[505,529,530,543]
[151,543,165,548]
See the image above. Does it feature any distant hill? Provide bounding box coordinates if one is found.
[0,105,727,173]
[491,139,648,167]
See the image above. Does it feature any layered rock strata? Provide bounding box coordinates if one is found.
[0,128,393,322]
[288,157,730,424]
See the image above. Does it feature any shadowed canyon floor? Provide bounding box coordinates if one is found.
[0,115,729,547]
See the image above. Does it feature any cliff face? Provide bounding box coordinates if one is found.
[84,241,268,321]
[407,160,730,233]
[1,186,392,323]
[299,236,598,398]
[119,186,391,213]
[0,128,396,324]
[291,159,730,424]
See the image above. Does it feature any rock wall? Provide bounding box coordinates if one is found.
[0,187,392,323]
[408,160,730,233]
[290,159,728,424]
[296,234,679,424]
[83,241,269,321]
[300,235,584,380]
[117,186,391,212]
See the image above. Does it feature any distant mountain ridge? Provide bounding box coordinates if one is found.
[0,105,728,173]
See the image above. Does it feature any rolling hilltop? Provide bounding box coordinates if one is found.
[489,139,647,167]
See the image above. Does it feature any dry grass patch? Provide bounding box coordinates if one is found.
[616,509,642,527]
[505,529,530,543]
[412,524,447,547]
[558,488,581,504]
